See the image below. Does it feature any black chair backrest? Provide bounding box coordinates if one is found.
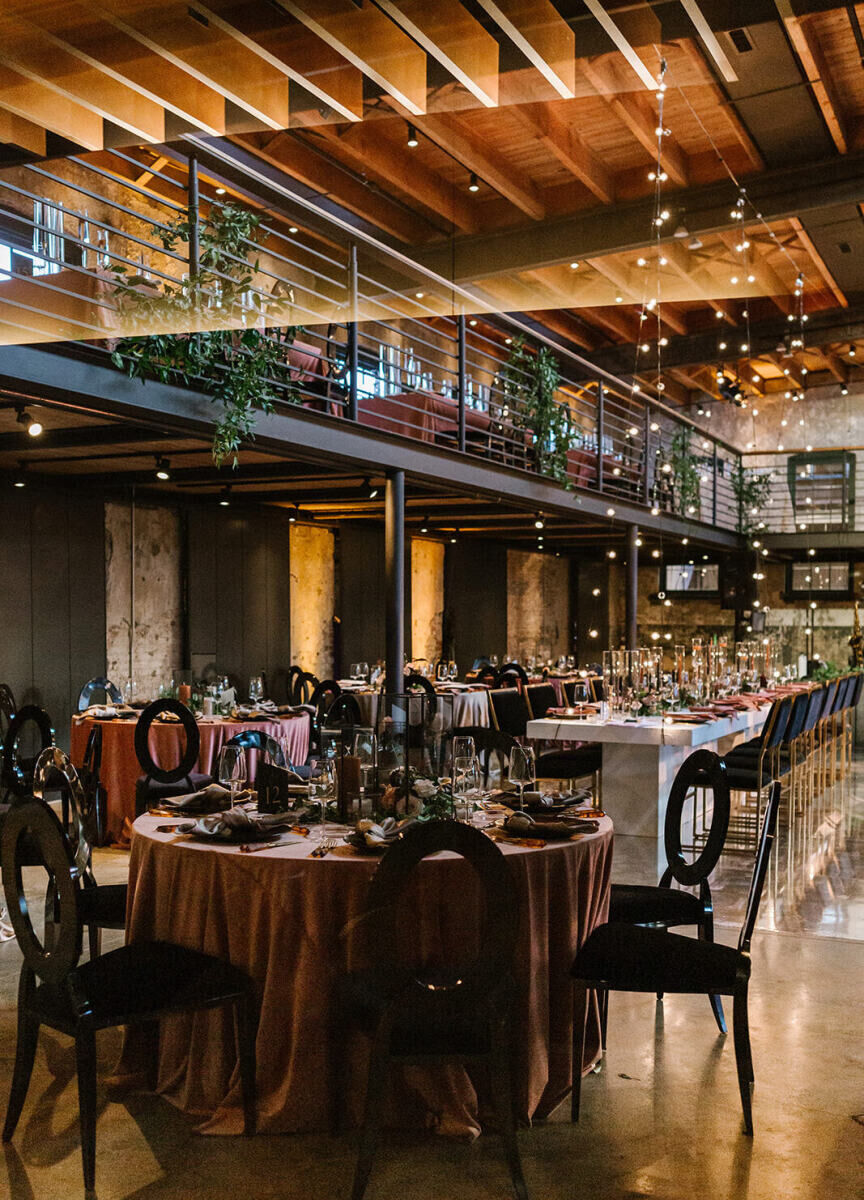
[739,780,782,956]
[819,678,840,722]
[587,675,605,702]
[763,695,794,751]
[33,747,93,880]
[495,662,528,689]
[451,725,516,784]
[76,676,122,712]
[363,819,518,996]
[850,674,864,709]
[226,729,286,767]
[801,685,827,735]
[1,800,83,985]
[286,665,304,703]
[782,690,810,744]
[489,688,530,737]
[2,705,55,796]
[404,673,438,721]
[833,675,853,714]
[660,750,730,889]
[525,683,558,719]
[295,672,318,705]
[134,698,200,784]
[310,678,342,718]
[325,693,363,727]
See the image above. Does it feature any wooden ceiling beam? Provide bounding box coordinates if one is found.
[789,216,848,308]
[192,1,364,124]
[675,38,763,171]
[774,2,848,154]
[277,0,426,117]
[406,111,545,219]
[0,14,165,142]
[716,232,792,316]
[511,102,614,204]
[312,122,481,233]
[0,105,45,156]
[19,1,226,136]
[0,63,103,149]
[474,0,575,100]
[582,60,689,188]
[235,130,433,245]
[585,255,688,335]
[374,0,499,109]
[91,0,292,131]
[525,308,595,352]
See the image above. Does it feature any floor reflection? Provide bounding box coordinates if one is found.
[611,760,864,940]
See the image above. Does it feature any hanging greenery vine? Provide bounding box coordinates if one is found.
[109,202,298,466]
[501,336,572,486]
[731,461,773,542]
[668,426,702,518]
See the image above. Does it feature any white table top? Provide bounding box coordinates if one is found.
[527,704,769,748]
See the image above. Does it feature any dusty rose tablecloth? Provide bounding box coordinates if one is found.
[69,714,310,842]
[361,390,491,443]
[115,814,613,1136]
[339,688,490,731]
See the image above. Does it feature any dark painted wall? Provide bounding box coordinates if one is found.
[0,483,106,750]
[336,524,385,676]
[443,539,508,673]
[187,505,293,702]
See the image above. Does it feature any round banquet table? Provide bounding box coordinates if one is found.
[114,813,613,1137]
[347,688,490,731]
[70,714,311,842]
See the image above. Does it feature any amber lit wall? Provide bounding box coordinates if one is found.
[289,523,335,679]
[411,537,445,663]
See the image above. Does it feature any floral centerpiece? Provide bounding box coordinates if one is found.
[378,766,454,820]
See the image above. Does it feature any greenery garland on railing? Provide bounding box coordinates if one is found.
[501,336,572,486]
[668,426,702,517]
[109,202,298,466]
[731,462,774,542]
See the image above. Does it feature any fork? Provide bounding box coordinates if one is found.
[310,837,337,858]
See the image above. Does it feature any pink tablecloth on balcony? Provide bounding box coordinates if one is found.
[69,713,310,842]
[114,813,613,1136]
[361,390,492,443]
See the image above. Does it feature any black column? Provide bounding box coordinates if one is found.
[626,524,639,650]
[385,470,405,690]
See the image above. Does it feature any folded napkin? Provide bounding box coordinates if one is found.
[345,815,416,851]
[156,783,251,814]
[76,705,121,720]
[503,812,599,840]
[177,807,294,842]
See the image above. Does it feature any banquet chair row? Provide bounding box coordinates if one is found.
[488,687,602,790]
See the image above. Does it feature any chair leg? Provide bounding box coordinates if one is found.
[570,983,588,1122]
[235,992,258,1137]
[2,998,40,1142]
[75,1026,98,1193]
[698,919,727,1035]
[599,988,609,1052]
[87,925,102,960]
[732,985,754,1136]
[489,1023,528,1200]
[351,1033,390,1200]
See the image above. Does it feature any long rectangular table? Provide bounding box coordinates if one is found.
[528,706,769,839]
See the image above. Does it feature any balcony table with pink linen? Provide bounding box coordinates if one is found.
[69,712,311,843]
[113,812,613,1137]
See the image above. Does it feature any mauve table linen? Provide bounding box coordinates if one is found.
[70,714,311,841]
[112,814,613,1137]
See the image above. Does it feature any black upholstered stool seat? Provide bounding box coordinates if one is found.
[537,745,602,778]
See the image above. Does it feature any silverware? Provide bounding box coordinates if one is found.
[309,837,337,858]
[239,839,284,853]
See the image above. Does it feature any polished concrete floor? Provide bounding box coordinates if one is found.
[1,774,863,1199]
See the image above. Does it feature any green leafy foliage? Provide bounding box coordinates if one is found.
[731,462,773,541]
[109,203,298,466]
[669,426,702,517]
[501,336,572,487]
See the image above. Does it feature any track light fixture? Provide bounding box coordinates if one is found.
[534,514,545,529]
[16,406,42,437]
[468,172,480,192]
[365,477,379,500]
[406,123,418,148]
[219,486,231,507]
[155,456,170,481]
[419,515,430,534]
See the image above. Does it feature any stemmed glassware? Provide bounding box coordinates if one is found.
[249,675,264,704]
[508,745,535,810]
[218,746,247,803]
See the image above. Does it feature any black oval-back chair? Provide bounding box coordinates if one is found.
[1,800,258,1194]
[76,677,122,712]
[338,819,527,1200]
[1,705,55,802]
[134,698,212,816]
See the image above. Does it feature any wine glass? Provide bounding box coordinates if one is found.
[452,734,476,765]
[218,746,247,803]
[249,675,264,704]
[312,758,337,841]
[357,661,369,683]
[508,745,535,811]
[123,678,137,706]
[453,755,480,821]
[447,660,458,681]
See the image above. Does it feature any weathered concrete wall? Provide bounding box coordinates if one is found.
[105,500,182,695]
[410,537,444,663]
[289,523,335,679]
[506,549,569,661]
[689,380,859,453]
